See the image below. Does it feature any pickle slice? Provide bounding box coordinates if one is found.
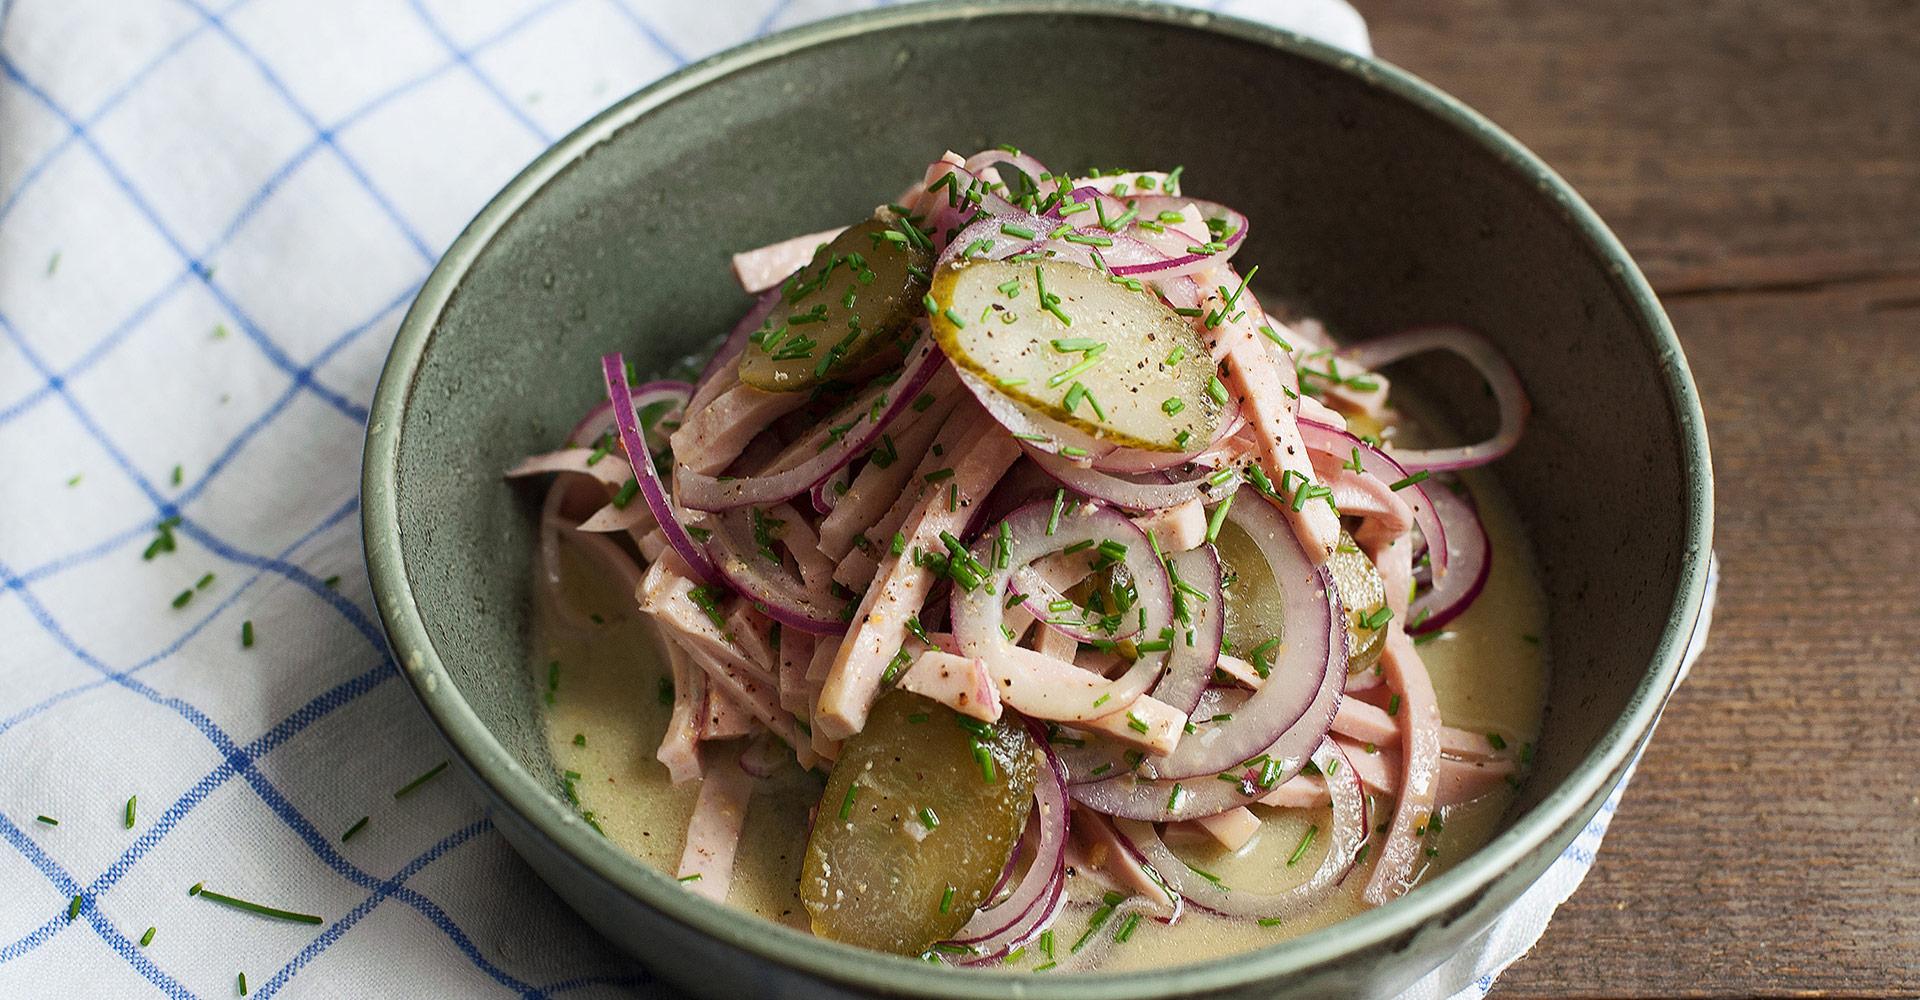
[1327,530,1388,675]
[801,689,1035,955]
[739,218,932,392]
[929,259,1220,452]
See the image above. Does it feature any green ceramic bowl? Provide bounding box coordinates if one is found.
[362,2,1713,996]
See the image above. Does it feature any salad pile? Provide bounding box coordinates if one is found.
[509,148,1532,963]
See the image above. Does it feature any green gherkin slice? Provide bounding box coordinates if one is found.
[801,689,1035,956]
[929,259,1220,452]
[740,218,932,392]
[1327,531,1389,675]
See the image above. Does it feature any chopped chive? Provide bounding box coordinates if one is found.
[125,796,137,829]
[677,873,703,883]
[241,620,254,648]
[907,712,930,724]
[1113,911,1143,943]
[1388,694,1402,716]
[141,926,156,947]
[1258,916,1286,927]
[1161,397,1185,416]
[1487,732,1508,751]
[191,887,323,924]
[1521,633,1541,644]
[1126,713,1149,734]
[942,308,968,329]
[839,782,860,820]
[196,572,215,590]
[1000,223,1036,239]
[920,806,939,829]
[341,816,370,842]
[1033,962,1058,972]
[1047,489,1066,535]
[1287,824,1320,866]
[393,760,449,799]
[1046,353,1101,388]
[1205,493,1234,544]
[939,885,956,914]
[1167,783,1186,811]
[68,895,82,920]
[573,733,587,747]
[657,676,674,706]
[171,590,192,609]
[545,660,560,704]
[1521,742,1534,764]
[35,815,57,826]
[610,478,640,509]
[1389,470,1431,491]
[1361,606,1393,630]
[323,575,341,589]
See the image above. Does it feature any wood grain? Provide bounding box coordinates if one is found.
[1359,3,1920,996]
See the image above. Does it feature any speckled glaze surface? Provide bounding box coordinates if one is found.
[361,3,1713,997]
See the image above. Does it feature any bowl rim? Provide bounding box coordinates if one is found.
[361,1,1714,995]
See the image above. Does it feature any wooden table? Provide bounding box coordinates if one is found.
[1358,2,1920,995]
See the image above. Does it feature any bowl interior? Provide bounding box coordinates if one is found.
[369,4,1708,996]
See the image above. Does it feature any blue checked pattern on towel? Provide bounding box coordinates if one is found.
[0,1,1699,995]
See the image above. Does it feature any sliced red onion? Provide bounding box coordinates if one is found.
[810,466,848,515]
[602,353,718,583]
[1336,325,1529,472]
[570,380,693,453]
[1297,419,1448,582]
[1107,198,1249,280]
[1067,490,1346,814]
[1025,444,1236,512]
[951,500,1175,722]
[675,336,942,511]
[1408,478,1491,635]
[1054,544,1223,782]
[947,719,1070,959]
[1112,738,1364,921]
[936,210,1051,266]
[705,506,849,635]
[962,149,1059,203]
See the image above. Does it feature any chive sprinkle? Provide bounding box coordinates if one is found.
[1205,494,1234,544]
[394,760,449,799]
[67,895,81,920]
[1388,470,1431,491]
[1258,916,1285,927]
[573,733,587,747]
[1487,732,1508,750]
[939,885,956,914]
[35,815,56,826]
[141,926,155,947]
[239,972,248,995]
[171,590,193,609]
[341,816,369,842]
[323,575,341,589]
[677,873,702,883]
[1205,375,1229,406]
[125,795,137,829]
[1388,694,1402,716]
[241,620,254,648]
[190,886,323,924]
[1113,911,1143,943]
[838,782,860,820]
[196,572,215,590]
[1287,824,1320,866]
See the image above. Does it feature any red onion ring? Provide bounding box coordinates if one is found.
[950,500,1175,723]
[1067,489,1346,814]
[674,336,943,511]
[570,380,693,452]
[1025,444,1236,512]
[1407,477,1491,635]
[1336,325,1529,472]
[1297,419,1449,582]
[602,353,719,583]
[1107,198,1249,280]
[705,506,849,635]
[946,718,1071,960]
[1112,738,1365,921]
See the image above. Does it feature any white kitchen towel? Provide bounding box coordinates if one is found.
[0,1,1697,996]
